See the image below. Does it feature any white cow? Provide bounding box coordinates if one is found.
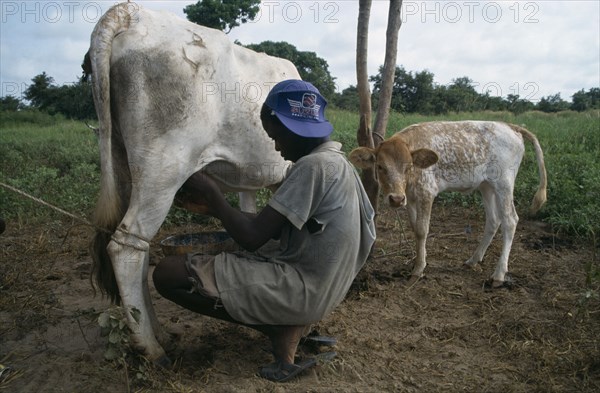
[350,121,547,288]
[87,2,299,365]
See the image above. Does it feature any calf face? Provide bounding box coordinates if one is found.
[350,136,439,208]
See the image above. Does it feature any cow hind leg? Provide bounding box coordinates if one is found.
[465,184,500,267]
[108,179,182,366]
[107,236,170,366]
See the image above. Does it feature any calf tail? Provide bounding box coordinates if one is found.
[511,124,548,214]
[88,3,134,304]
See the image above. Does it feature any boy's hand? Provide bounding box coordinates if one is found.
[174,192,212,215]
[175,171,223,216]
[184,171,221,198]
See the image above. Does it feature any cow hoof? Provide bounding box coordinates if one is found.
[483,275,514,291]
[405,275,421,289]
[462,262,482,272]
[492,280,505,288]
[153,354,173,369]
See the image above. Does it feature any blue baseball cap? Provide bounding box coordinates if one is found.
[264,79,333,138]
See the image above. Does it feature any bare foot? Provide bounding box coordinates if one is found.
[263,325,308,363]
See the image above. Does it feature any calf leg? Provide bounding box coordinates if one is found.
[465,185,500,267]
[406,197,434,284]
[490,188,518,285]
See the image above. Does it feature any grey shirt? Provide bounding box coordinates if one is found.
[214,141,376,325]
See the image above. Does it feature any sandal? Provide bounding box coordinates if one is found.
[259,352,338,382]
[300,334,337,354]
[259,357,318,382]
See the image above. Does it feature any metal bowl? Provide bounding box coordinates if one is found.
[159,231,238,256]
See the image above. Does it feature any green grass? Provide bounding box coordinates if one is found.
[1,109,599,239]
[0,115,100,223]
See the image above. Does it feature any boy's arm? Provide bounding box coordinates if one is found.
[182,171,288,251]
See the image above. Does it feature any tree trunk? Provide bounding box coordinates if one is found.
[372,0,403,146]
[356,0,380,212]
[356,0,372,148]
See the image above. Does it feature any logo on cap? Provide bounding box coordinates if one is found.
[288,93,320,121]
[302,93,316,108]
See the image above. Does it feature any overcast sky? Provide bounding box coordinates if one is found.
[1,1,599,103]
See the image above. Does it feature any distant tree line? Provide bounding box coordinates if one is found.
[331,65,600,115]
[2,63,598,121]
[0,72,94,120]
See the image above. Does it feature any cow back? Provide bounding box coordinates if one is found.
[396,121,526,192]
[108,6,299,189]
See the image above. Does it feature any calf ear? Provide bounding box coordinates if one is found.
[411,148,438,169]
[349,147,376,169]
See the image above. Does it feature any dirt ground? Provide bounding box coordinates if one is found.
[1,203,599,393]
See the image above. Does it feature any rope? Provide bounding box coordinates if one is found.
[111,234,149,251]
[0,181,110,234]
[1,181,157,247]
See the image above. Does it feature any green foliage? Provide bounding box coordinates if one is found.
[0,119,100,222]
[518,111,600,238]
[506,94,535,114]
[0,109,66,127]
[537,93,570,113]
[98,306,141,361]
[571,88,600,112]
[23,72,55,108]
[331,86,360,111]
[437,77,486,113]
[51,80,96,120]
[370,66,436,113]
[97,307,153,386]
[184,0,260,33]
[0,95,24,111]
[21,73,96,120]
[6,63,597,123]
[243,41,336,98]
[336,64,594,116]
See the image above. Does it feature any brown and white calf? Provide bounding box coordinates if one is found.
[349,121,547,287]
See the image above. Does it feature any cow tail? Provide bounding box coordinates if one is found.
[511,124,548,214]
[88,3,133,305]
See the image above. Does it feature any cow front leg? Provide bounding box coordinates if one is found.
[238,190,257,214]
[141,250,168,344]
[406,198,433,286]
[107,230,170,367]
